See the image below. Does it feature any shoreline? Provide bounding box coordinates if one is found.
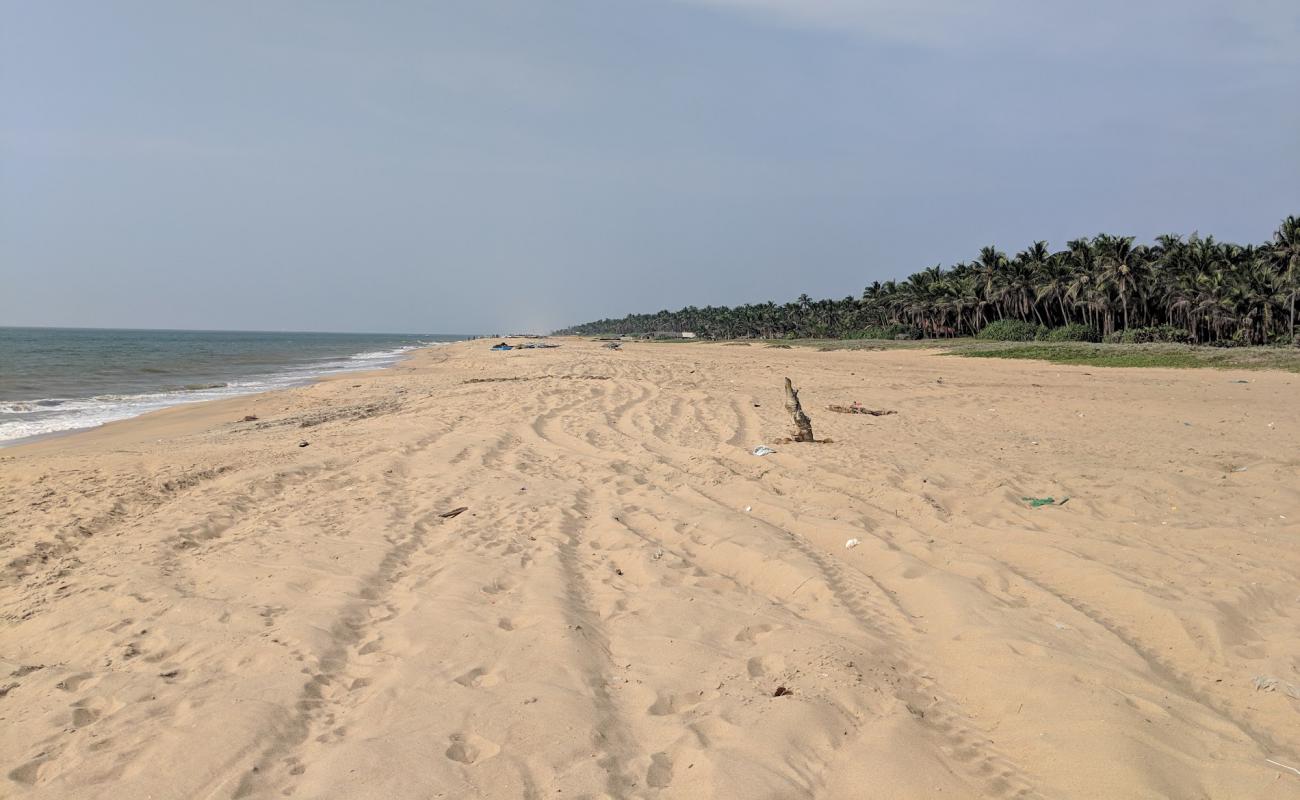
[2,338,1297,798]
[0,342,448,452]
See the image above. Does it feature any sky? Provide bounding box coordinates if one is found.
[2,1,1298,334]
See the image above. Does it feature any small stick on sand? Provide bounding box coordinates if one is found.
[783,377,815,442]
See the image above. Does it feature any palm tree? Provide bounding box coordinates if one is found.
[1095,234,1142,331]
[1273,216,1300,342]
[555,216,1299,345]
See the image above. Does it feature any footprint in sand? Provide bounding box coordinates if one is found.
[481,577,516,595]
[734,623,778,644]
[647,752,674,788]
[70,705,101,727]
[649,691,704,716]
[445,733,500,765]
[746,654,786,678]
[8,757,50,786]
[56,672,96,692]
[454,666,502,689]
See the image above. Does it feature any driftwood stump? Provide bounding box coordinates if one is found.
[783,377,816,442]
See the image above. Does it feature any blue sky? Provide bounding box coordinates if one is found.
[2,1,1297,333]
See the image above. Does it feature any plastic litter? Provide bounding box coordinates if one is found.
[1266,759,1300,778]
[1022,496,1068,508]
[844,538,860,549]
[752,445,776,456]
[490,342,513,351]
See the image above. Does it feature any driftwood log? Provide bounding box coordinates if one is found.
[783,377,816,442]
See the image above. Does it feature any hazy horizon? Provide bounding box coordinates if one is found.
[3,1,1298,334]
[0,323,473,336]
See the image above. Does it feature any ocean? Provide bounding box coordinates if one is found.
[0,327,465,445]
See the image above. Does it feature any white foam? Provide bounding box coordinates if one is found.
[0,343,433,446]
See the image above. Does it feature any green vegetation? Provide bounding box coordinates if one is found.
[1039,323,1101,342]
[1103,325,1191,344]
[955,342,1300,371]
[768,337,1300,372]
[976,319,1042,341]
[556,216,1300,347]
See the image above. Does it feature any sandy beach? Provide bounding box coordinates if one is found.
[2,339,1298,799]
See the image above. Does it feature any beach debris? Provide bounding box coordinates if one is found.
[1232,466,1248,473]
[652,548,664,561]
[439,507,469,519]
[744,506,752,512]
[241,415,259,422]
[844,538,861,549]
[1252,675,1300,698]
[490,342,513,351]
[783,377,816,442]
[1231,379,1250,384]
[752,445,777,457]
[298,441,310,447]
[1267,759,1300,778]
[827,403,896,416]
[464,374,610,384]
[773,686,792,697]
[603,342,622,350]
[1022,496,1069,508]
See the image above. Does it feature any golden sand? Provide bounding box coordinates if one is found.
[2,339,1298,798]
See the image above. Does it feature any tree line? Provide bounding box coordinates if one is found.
[556,216,1300,345]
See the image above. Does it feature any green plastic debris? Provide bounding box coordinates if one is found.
[1021,496,1069,508]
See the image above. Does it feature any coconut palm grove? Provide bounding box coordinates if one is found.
[557,216,1300,346]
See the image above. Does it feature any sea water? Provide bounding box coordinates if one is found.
[0,327,465,444]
